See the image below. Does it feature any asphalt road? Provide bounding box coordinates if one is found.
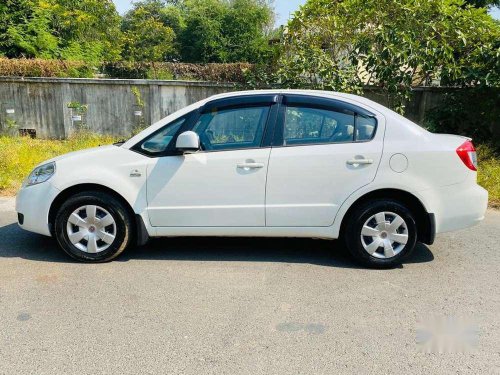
[0,197,499,375]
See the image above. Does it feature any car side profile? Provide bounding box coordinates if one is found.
[16,90,488,267]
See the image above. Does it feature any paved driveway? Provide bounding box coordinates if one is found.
[0,197,499,374]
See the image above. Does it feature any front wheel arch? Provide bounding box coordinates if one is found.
[339,188,434,245]
[49,184,137,238]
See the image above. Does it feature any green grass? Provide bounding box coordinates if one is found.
[477,145,500,208]
[0,135,499,208]
[0,133,118,195]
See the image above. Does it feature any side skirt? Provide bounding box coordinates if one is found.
[151,226,336,239]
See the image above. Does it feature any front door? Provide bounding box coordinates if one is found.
[146,99,276,227]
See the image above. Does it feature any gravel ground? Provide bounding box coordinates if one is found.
[0,197,499,375]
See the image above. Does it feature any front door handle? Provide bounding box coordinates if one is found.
[346,158,374,165]
[237,162,264,169]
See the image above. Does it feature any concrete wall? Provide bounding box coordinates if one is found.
[0,77,234,138]
[0,77,449,138]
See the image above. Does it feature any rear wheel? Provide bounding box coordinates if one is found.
[54,191,133,262]
[344,199,417,268]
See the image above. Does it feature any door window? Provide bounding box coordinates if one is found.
[192,106,270,151]
[283,106,376,145]
[284,106,355,145]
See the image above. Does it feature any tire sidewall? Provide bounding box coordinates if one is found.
[346,200,418,268]
[55,192,131,262]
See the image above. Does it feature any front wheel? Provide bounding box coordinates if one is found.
[344,199,417,268]
[54,191,133,262]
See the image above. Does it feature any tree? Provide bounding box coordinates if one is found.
[0,0,58,58]
[180,0,274,63]
[121,1,177,61]
[179,0,228,62]
[1,0,276,64]
[49,0,122,62]
[221,0,275,62]
[279,0,500,112]
[0,0,122,62]
[464,0,500,7]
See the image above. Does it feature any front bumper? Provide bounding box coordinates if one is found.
[15,182,60,236]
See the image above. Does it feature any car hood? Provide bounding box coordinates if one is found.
[35,145,117,167]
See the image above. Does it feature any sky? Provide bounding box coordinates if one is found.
[491,6,500,18]
[112,0,499,25]
[113,0,307,26]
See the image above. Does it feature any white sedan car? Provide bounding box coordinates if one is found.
[16,90,488,267]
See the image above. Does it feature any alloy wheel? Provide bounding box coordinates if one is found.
[360,211,409,259]
[66,205,117,253]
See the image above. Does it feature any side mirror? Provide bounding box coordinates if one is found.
[176,131,200,153]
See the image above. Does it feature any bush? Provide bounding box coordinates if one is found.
[477,145,500,208]
[0,133,117,195]
[101,61,253,82]
[0,58,255,83]
[424,87,500,150]
[0,58,95,78]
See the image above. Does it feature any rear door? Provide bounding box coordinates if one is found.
[265,94,384,227]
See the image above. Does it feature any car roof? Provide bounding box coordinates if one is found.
[122,89,405,149]
[205,89,389,113]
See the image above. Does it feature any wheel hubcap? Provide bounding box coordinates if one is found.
[360,211,409,259]
[66,205,117,254]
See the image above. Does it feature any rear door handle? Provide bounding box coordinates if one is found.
[237,162,264,169]
[346,158,374,165]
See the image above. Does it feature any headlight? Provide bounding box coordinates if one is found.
[23,162,56,187]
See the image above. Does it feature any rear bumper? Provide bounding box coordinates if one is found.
[424,182,488,234]
[15,182,60,236]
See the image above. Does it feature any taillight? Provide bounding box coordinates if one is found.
[456,140,477,171]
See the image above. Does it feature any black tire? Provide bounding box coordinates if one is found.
[54,191,134,262]
[343,199,417,269]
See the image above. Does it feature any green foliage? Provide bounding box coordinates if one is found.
[477,144,500,208]
[0,118,19,137]
[1,0,276,65]
[0,57,94,77]
[131,87,147,135]
[101,61,252,81]
[67,101,88,112]
[131,87,145,108]
[178,0,226,62]
[100,61,170,79]
[49,0,122,62]
[121,1,177,61]
[179,0,274,63]
[0,134,118,194]
[0,0,59,58]
[0,0,121,63]
[0,58,255,82]
[464,0,500,6]
[280,0,500,113]
[242,25,285,88]
[119,0,274,63]
[425,87,500,149]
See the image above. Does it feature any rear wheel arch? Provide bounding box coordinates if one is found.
[339,188,435,245]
